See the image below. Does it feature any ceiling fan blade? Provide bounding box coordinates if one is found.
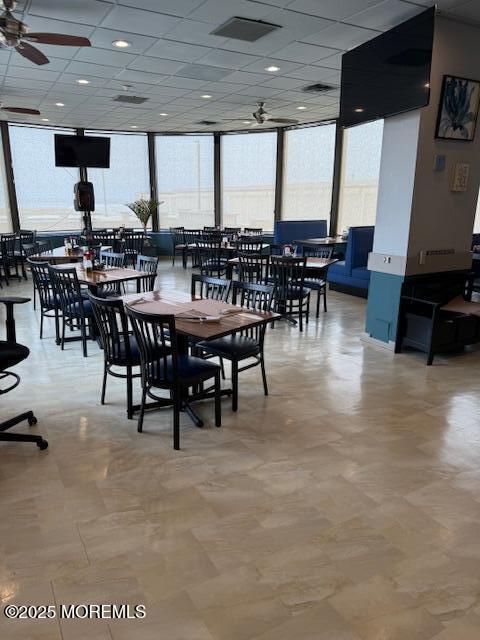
[3,0,15,9]
[15,42,49,65]
[268,117,299,124]
[24,33,91,47]
[1,106,41,115]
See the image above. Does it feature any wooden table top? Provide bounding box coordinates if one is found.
[30,245,112,264]
[293,236,347,246]
[122,289,279,341]
[54,263,145,287]
[227,256,338,270]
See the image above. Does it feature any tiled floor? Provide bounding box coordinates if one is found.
[1,260,480,639]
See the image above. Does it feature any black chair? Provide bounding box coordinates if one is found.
[89,294,141,419]
[191,273,231,302]
[269,256,310,331]
[91,231,123,252]
[238,252,269,284]
[15,230,36,280]
[196,240,228,277]
[302,246,333,317]
[28,259,61,342]
[243,227,263,236]
[183,229,201,268]
[1,233,20,283]
[49,266,94,357]
[136,254,159,292]
[170,227,186,267]
[100,250,125,268]
[196,281,274,412]
[203,226,218,231]
[0,296,48,449]
[125,306,222,450]
[124,231,145,267]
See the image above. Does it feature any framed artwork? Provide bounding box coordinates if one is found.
[435,75,480,141]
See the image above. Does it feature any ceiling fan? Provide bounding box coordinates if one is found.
[223,102,300,126]
[0,0,91,66]
[1,101,40,115]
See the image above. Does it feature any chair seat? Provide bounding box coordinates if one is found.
[0,341,29,369]
[276,285,311,300]
[111,335,142,366]
[150,355,219,387]
[197,335,260,360]
[303,278,326,290]
[72,300,95,317]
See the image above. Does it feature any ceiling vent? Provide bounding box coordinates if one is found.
[210,17,281,42]
[113,95,148,104]
[197,120,219,126]
[302,83,336,94]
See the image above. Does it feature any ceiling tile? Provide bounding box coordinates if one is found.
[195,49,261,70]
[127,57,185,75]
[154,19,228,48]
[348,1,424,30]
[116,0,205,17]
[89,28,156,55]
[284,64,341,82]
[187,0,274,24]
[175,64,231,81]
[242,59,303,75]
[143,39,209,63]
[99,5,180,37]
[286,0,381,21]
[28,0,114,25]
[74,47,137,68]
[450,1,480,21]
[114,69,167,84]
[237,85,284,98]
[303,22,380,50]
[64,60,123,78]
[158,76,207,89]
[221,70,272,85]
[260,76,307,90]
[271,42,340,64]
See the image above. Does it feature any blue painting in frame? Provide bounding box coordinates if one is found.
[435,75,480,141]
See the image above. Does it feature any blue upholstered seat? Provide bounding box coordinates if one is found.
[327,226,374,294]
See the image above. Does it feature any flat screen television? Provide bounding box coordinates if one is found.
[339,7,435,128]
[54,134,110,168]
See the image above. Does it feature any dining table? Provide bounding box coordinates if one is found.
[225,255,338,279]
[293,236,348,249]
[29,245,111,264]
[55,262,147,295]
[121,289,280,427]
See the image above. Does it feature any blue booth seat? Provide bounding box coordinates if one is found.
[274,219,327,245]
[327,226,374,297]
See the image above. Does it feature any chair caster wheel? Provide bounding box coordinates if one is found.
[28,416,38,426]
[37,440,48,450]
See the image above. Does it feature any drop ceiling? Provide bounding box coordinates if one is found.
[0,0,478,132]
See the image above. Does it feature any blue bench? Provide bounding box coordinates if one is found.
[274,220,327,245]
[327,226,374,297]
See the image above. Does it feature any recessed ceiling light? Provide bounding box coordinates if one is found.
[112,39,131,48]
[424,82,430,88]
[201,94,212,99]
[55,102,64,107]
[297,106,307,110]
[265,65,280,72]
[41,118,49,122]
[242,120,252,124]
[354,107,364,113]
[77,79,90,85]
[159,113,168,116]
[130,125,138,129]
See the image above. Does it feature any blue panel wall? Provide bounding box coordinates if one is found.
[365,271,404,343]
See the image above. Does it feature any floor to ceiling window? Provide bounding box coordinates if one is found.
[0,128,12,232]
[9,125,80,231]
[282,124,336,223]
[155,135,214,229]
[222,132,276,231]
[86,131,150,229]
[337,119,384,231]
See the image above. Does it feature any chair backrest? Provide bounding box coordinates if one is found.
[184,229,201,245]
[18,230,36,251]
[269,256,307,291]
[243,227,263,236]
[196,240,224,275]
[302,246,334,259]
[232,281,274,344]
[27,259,56,309]
[48,266,84,316]
[125,305,177,389]
[234,239,264,253]
[223,227,241,238]
[203,226,218,231]
[344,226,374,272]
[135,254,159,292]
[100,250,125,268]
[170,227,185,247]
[1,233,16,258]
[88,293,132,363]
[124,231,145,254]
[191,274,231,301]
[237,252,269,284]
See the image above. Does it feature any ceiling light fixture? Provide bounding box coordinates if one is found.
[201,94,212,99]
[41,118,49,121]
[242,120,251,124]
[55,102,64,107]
[297,106,307,110]
[130,125,138,129]
[354,107,364,113]
[112,39,131,48]
[265,65,280,72]
[159,113,168,116]
[424,82,430,88]
[77,79,90,85]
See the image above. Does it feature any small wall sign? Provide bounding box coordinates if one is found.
[451,162,470,192]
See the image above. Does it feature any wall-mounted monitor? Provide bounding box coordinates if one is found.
[54,134,110,168]
[340,7,435,128]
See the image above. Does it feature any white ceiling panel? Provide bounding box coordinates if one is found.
[221,71,279,85]
[27,0,114,25]
[303,22,380,49]
[100,6,180,37]
[187,0,274,24]
[159,19,228,48]
[286,0,381,21]
[64,61,123,79]
[284,64,342,82]
[89,28,156,55]
[237,85,284,98]
[271,42,340,64]
[127,57,185,75]
[143,40,209,63]
[74,47,137,68]
[260,76,307,90]
[195,49,261,70]
[114,69,167,84]
[348,1,424,30]
[159,76,207,89]
[116,0,205,17]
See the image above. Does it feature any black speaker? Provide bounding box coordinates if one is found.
[74,181,95,212]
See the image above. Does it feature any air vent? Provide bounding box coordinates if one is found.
[113,95,148,104]
[302,83,336,94]
[211,17,281,42]
[197,120,219,126]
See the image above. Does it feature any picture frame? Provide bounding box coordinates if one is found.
[435,74,480,141]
